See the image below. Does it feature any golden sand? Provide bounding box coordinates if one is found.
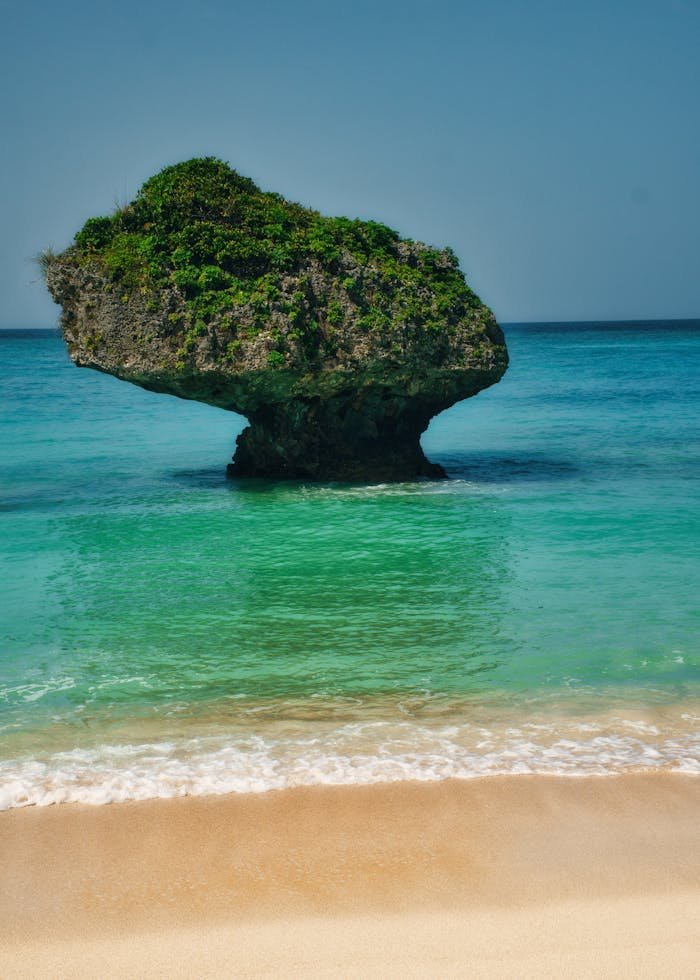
[1,774,699,977]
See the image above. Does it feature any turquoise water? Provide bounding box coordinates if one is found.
[1,322,699,806]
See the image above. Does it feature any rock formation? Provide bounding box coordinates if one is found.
[45,158,508,481]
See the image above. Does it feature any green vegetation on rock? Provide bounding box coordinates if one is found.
[66,157,483,345]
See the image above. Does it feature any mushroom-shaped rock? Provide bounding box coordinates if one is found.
[45,158,508,481]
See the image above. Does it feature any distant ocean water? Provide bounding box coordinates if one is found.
[1,321,699,808]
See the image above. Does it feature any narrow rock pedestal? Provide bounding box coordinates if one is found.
[227,392,446,481]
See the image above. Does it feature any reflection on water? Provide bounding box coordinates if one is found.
[30,478,513,718]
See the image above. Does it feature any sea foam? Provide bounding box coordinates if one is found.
[1,717,698,810]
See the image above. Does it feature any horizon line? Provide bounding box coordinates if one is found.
[2,316,699,332]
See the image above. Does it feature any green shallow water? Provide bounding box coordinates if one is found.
[1,322,699,805]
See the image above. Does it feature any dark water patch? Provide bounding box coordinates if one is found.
[437,452,580,484]
[170,467,231,490]
[0,499,68,514]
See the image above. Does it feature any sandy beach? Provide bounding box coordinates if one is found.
[1,773,699,977]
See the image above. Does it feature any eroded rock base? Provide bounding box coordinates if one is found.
[226,397,446,482]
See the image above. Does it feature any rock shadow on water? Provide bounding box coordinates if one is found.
[170,465,457,498]
[169,453,579,498]
[170,467,338,496]
[434,451,579,484]
[170,467,233,490]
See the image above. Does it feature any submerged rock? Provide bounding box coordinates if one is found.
[44,158,508,481]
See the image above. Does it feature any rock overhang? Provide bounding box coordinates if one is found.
[44,157,508,481]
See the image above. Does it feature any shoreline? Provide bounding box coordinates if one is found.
[2,773,699,976]
[3,688,699,811]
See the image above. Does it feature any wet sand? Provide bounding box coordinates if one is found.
[1,774,699,977]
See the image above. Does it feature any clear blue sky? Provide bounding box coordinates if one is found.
[2,0,699,326]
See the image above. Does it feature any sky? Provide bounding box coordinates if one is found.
[2,0,699,327]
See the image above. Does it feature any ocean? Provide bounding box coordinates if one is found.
[1,321,698,808]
